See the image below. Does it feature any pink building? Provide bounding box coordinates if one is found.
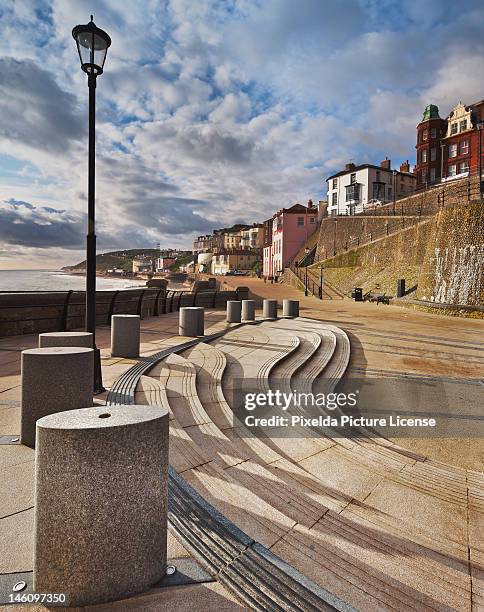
[263,202,318,278]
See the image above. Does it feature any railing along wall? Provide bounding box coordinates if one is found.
[0,288,240,338]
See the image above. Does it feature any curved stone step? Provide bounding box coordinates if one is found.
[116,316,477,612]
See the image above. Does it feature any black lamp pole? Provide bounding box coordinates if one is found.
[72,16,111,394]
[86,70,104,393]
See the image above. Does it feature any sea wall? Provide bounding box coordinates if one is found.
[417,201,484,306]
[313,219,433,298]
[311,200,483,308]
[0,286,242,337]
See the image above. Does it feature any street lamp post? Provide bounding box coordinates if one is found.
[72,16,111,394]
[392,169,396,216]
[304,246,309,296]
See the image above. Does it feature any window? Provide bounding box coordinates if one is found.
[350,173,356,184]
[460,119,467,131]
[372,182,385,200]
[451,123,458,135]
[449,143,458,158]
[430,167,436,182]
[422,149,428,163]
[332,192,337,206]
[448,164,457,177]
[460,140,469,154]
[297,217,304,226]
[346,183,360,202]
[422,129,428,141]
[421,169,427,182]
[430,127,437,139]
[430,148,436,161]
[459,161,469,173]
[376,170,381,181]
[332,178,337,189]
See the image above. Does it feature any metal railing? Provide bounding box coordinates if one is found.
[321,176,483,259]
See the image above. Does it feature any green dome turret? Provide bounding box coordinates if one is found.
[422,104,440,121]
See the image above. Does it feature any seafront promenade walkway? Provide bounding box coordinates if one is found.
[1,286,483,610]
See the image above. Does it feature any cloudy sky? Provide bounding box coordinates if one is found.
[1,0,484,268]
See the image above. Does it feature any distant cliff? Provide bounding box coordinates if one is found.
[62,249,162,273]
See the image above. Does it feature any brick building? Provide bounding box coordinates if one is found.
[415,100,484,190]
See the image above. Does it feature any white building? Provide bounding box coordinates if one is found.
[326,159,416,216]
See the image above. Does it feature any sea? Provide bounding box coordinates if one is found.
[0,270,146,293]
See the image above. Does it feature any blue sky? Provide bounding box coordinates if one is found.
[1,0,484,267]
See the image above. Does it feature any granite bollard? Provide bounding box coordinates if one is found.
[39,331,93,348]
[21,347,94,448]
[241,299,256,321]
[283,299,299,317]
[263,299,278,319]
[111,314,140,358]
[226,300,242,323]
[33,404,169,607]
[179,306,204,336]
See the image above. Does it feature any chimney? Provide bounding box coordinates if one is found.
[345,162,356,172]
[400,160,410,173]
[307,199,313,209]
[380,158,391,170]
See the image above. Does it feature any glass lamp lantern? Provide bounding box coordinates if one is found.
[72,15,111,75]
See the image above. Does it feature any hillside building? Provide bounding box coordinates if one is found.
[326,159,416,216]
[415,100,484,189]
[263,202,318,279]
[211,250,259,275]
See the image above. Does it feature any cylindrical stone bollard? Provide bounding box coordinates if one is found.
[33,404,169,607]
[39,331,93,348]
[283,299,299,317]
[263,299,278,319]
[111,314,140,358]
[241,299,256,321]
[226,300,242,323]
[179,307,204,336]
[21,347,94,448]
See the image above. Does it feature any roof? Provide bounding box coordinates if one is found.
[326,164,415,182]
[422,104,441,120]
[272,203,318,219]
[215,249,260,256]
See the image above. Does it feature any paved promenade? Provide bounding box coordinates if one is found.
[0,287,483,610]
[0,311,243,611]
[222,276,484,470]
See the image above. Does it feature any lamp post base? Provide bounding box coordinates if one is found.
[93,347,105,395]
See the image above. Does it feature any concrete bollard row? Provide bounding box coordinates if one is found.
[241,299,256,321]
[20,347,94,448]
[111,314,140,358]
[263,299,278,319]
[179,307,204,337]
[226,300,242,323]
[283,299,299,317]
[33,404,169,607]
[39,331,93,348]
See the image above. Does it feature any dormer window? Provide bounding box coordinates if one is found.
[451,123,458,135]
[422,129,428,141]
[460,119,468,131]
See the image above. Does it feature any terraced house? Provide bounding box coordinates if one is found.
[415,99,484,189]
